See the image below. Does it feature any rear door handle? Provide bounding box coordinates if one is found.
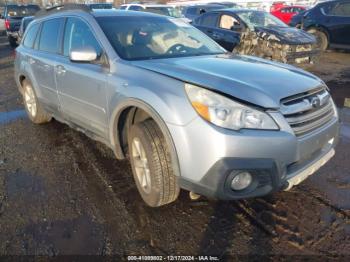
[212,33,221,39]
[28,57,35,65]
[56,65,66,75]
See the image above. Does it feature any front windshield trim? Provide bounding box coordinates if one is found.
[128,51,225,61]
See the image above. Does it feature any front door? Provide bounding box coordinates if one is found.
[327,1,350,46]
[55,17,109,138]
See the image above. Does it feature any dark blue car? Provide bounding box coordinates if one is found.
[192,9,317,64]
[295,0,350,50]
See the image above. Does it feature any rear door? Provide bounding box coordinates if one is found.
[55,17,108,137]
[326,1,350,46]
[30,18,64,111]
[194,12,220,42]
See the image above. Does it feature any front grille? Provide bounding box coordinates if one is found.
[281,88,335,137]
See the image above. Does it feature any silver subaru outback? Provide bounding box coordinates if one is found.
[14,6,339,207]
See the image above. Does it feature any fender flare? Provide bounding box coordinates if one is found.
[109,98,181,178]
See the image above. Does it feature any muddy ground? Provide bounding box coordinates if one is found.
[0,36,349,258]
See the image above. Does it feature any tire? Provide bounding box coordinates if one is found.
[22,80,52,124]
[307,28,328,51]
[128,119,180,207]
[8,36,17,48]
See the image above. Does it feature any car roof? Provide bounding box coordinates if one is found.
[91,9,163,17]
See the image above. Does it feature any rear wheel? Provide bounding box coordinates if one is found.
[22,80,52,124]
[128,119,179,207]
[307,28,328,51]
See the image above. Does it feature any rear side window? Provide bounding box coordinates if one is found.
[39,18,63,53]
[23,23,39,48]
[129,5,143,11]
[330,3,350,16]
[63,17,102,57]
[200,13,219,27]
[186,7,197,15]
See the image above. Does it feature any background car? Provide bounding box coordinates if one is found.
[86,3,113,10]
[0,4,40,47]
[182,4,225,22]
[289,9,308,27]
[192,9,318,64]
[120,4,184,19]
[271,5,306,24]
[298,0,350,50]
[17,16,34,44]
[210,2,239,8]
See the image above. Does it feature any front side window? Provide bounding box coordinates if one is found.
[219,14,239,29]
[63,17,102,57]
[23,23,39,48]
[39,18,63,53]
[97,16,224,60]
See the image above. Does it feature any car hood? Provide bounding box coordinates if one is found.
[131,53,323,109]
[254,25,316,45]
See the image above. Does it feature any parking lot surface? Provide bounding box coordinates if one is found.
[0,36,349,257]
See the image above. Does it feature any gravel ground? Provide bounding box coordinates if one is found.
[0,36,349,258]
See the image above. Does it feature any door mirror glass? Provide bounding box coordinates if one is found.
[70,46,97,62]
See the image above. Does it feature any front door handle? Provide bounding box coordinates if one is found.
[56,65,66,75]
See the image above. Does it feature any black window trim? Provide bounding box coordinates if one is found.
[60,15,109,67]
[22,21,40,49]
[36,17,65,55]
[218,12,245,32]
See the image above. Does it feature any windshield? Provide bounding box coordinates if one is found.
[97,16,225,60]
[7,5,40,17]
[237,11,287,29]
[145,6,182,18]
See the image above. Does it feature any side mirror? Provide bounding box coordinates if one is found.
[69,46,97,63]
[230,24,243,32]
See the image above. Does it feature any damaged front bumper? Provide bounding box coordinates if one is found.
[235,31,319,65]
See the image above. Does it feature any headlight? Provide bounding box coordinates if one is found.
[185,83,279,131]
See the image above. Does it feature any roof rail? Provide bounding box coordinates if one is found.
[35,4,92,18]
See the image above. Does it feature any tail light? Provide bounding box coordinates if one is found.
[5,19,10,30]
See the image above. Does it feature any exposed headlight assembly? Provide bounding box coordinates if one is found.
[185,83,279,131]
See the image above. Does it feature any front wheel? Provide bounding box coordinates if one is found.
[307,28,328,51]
[128,119,180,207]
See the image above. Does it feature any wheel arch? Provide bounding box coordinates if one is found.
[109,98,181,178]
[305,24,330,40]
